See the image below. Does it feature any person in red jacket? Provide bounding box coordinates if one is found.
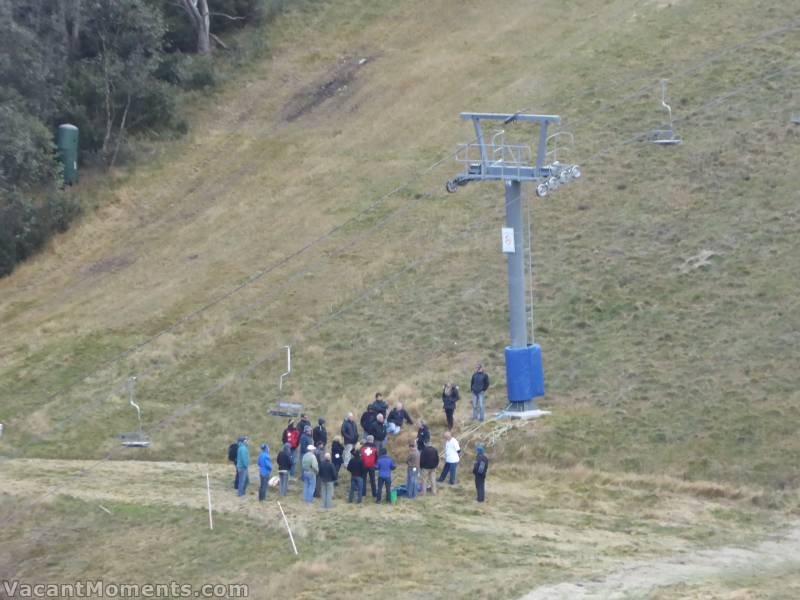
[360,435,378,498]
[282,420,300,476]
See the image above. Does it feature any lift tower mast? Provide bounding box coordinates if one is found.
[446,112,581,415]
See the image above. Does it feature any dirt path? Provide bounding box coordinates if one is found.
[520,523,800,599]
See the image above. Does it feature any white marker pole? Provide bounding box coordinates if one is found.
[206,473,214,530]
[277,501,298,555]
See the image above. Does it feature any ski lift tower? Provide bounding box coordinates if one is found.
[446,112,581,416]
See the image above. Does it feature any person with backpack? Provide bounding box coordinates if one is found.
[236,436,250,497]
[298,426,314,479]
[375,448,396,504]
[331,436,345,481]
[419,441,439,495]
[257,443,272,502]
[437,431,460,486]
[406,441,420,499]
[313,418,328,448]
[442,383,460,430]
[472,445,489,502]
[301,444,319,503]
[416,419,430,452]
[297,413,312,436]
[360,435,378,498]
[470,363,490,422]
[347,448,365,504]
[341,412,359,466]
[319,452,337,509]
[386,402,413,435]
[282,421,300,476]
[276,442,293,496]
[228,439,240,490]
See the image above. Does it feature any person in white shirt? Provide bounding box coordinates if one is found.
[437,431,460,485]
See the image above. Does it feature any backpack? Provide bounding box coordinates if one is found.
[362,446,377,469]
[228,443,238,463]
[475,455,488,476]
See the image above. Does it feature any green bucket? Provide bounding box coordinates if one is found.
[390,489,397,504]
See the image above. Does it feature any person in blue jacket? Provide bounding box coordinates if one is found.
[257,443,272,502]
[236,436,250,497]
[375,447,396,504]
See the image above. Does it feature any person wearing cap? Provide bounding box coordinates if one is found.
[437,431,460,485]
[319,452,337,509]
[340,412,359,466]
[406,441,420,499]
[470,363,490,422]
[301,444,319,503]
[313,418,328,448]
[472,445,489,502]
[257,443,272,502]
[276,442,293,496]
[236,436,250,497]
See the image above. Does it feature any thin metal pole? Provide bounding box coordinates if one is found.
[526,190,535,344]
[505,180,528,349]
[206,473,214,530]
[277,501,299,555]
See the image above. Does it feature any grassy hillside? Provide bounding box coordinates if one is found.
[1,0,799,596]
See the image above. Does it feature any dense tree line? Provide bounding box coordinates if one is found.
[0,0,287,277]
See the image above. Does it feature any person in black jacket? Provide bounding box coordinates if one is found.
[371,413,388,453]
[341,412,359,466]
[347,449,365,504]
[331,436,345,481]
[386,402,413,435]
[442,383,459,430]
[419,442,439,496]
[371,392,388,417]
[313,418,328,448]
[470,363,490,422]
[416,420,430,451]
[360,408,377,441]
[319,452,337,509]
[472,445,489,502]
[276,442,293,496]
[297,413,312,435]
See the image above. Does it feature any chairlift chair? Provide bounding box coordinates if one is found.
[267,346,303,417]
[119,376,150,448]
[648,79,682,145]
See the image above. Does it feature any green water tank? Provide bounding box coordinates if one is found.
[57,124,79,185]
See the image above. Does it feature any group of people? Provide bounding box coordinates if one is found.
[227,364,493,509]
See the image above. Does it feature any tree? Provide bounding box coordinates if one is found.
[178,0,211,54]
[80,0,165,166]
